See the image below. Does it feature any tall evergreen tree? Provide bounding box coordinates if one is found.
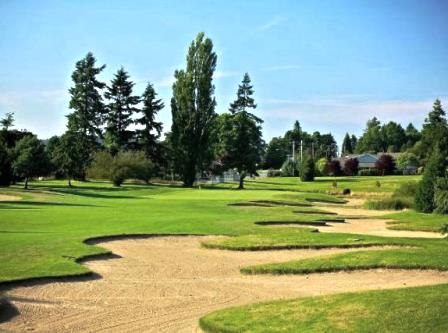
[350,135,358,152]
[0,112,14,131]
[341,133,353,155]
[171,32,217,186]
[104,67,140,154]
[136,83,164,162]
[420,99,448,158]
[217,73,263,189]
[67,52,106,178]
[404,123,421,149]
[381,121,406,152]
[355,117,383,153]
[415,146,447,213]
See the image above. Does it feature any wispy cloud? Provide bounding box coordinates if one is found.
[259,96,442,128]
[257,16,286,31]
[262,65,301,72]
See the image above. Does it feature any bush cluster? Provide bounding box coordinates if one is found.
[88,150,153,186]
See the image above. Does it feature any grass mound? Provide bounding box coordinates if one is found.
[200,284,448,333]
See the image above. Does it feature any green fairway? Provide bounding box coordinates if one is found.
[1,175,447,332]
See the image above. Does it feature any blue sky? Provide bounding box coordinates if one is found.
[1,0,447,147]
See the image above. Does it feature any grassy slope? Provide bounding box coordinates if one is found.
[200,284,448,333]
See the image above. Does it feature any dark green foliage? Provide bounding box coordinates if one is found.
[341,133,353,155]
[51,131,87,186]
[0,112,14,131]
[0,139,12,186]
[434,177,448,214]
[420,99,448,158]
[171,33,217,186]
[12,135,50,189]
[136,83,164,163]
[104,67,140,154]
[67,52,106,177]
[216,74,264,189]
[356,117,383,153]
[343,157,359,176]
[300,155,315,182]
[404,123,421,149]
[375,154,395,175]
[229,73,256,114]
[264,137,288,169]
[88,150,153,186]
[415,147,447,213]
[381,121,406,152]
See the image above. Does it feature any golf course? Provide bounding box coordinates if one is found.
[1,176,447,332]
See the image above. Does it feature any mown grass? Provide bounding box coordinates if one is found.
[1,175,447,332]
[200,284,448,333]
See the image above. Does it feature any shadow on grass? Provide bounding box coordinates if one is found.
[0,201,102,208]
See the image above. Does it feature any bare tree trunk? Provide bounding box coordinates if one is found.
[24,177,29,190]
[68,178,72,187]
[238,174,245,189]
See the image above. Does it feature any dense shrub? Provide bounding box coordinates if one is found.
[281,159,299,177]
[434,177,448,214]
[358,168,380,176]
[327,160,342,176]
[343,158,359,176]
[375,154,395,175]
[300,155,315,182]
[88,150,154,186]
[342,188,351,195]
[316,158,328,176]
[415,147,446,213]
[267,169,282,177]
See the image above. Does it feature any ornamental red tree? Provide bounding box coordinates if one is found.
[343,158,359,176]
[327,160,342,176]
[375,154,395,175]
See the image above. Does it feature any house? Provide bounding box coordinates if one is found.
[335,153,404,170]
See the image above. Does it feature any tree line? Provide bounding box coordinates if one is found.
[0,33,263,189]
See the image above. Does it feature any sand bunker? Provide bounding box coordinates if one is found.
[317,199,444,238]
[0,194,21,201]
[3,236,448,333]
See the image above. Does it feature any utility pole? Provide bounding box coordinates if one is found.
[292,140,296,176]
[300,139,303,162]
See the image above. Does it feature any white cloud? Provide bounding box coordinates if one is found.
[257,16,286,31]
[259,96,442,127]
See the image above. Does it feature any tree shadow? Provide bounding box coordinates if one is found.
[0,297,19,323]
[0,201,102,208]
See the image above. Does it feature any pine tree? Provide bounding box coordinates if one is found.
[67,52,106,178]
[341,133,353,155]
[104,67,140,154]
[415,146,447,213]
[171,32,217,187]
[136,83,164,162]
[217,73,263,189]
[229,73,257,114]
[0,112,14,131]
[420,99,448,158]
[300,154,315,182]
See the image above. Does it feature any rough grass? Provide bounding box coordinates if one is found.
[200,284,448,333]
